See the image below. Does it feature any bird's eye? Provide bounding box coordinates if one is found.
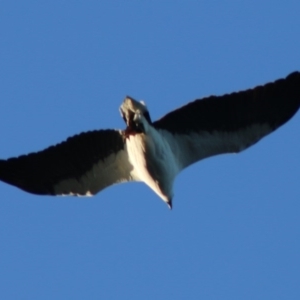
[134,122,144,133]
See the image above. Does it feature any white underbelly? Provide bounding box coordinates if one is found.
[126,131,177,202]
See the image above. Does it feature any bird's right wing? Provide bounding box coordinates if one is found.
[153,72,300,171]
[0,129,135,196]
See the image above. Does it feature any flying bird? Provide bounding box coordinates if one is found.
[0,72,300,208]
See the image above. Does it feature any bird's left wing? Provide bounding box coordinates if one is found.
[0,129,135,196]
[153,72,300,171]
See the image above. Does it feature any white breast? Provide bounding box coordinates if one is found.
[126,126,179,204]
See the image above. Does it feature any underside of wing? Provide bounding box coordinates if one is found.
[153,72,300,169]
[0,129,134,196]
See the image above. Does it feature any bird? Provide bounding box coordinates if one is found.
[0,72,300,209]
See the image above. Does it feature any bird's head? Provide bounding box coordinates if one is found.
[120,96,152,134]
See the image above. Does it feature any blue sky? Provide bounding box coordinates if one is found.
[0,1,300,299]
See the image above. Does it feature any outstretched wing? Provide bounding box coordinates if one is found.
[0,129,134,196]
[153,72,300,170]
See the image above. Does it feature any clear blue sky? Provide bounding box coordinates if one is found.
[0,1,300,299]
